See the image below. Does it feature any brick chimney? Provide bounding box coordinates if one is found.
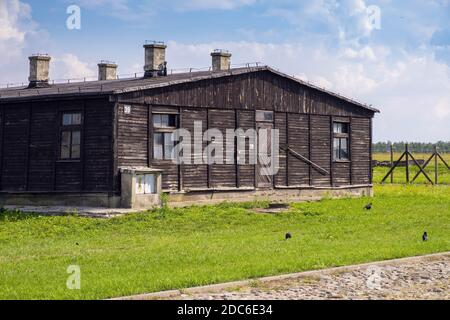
[211,49,231,71]
[143,41,167,77]
[28,54,51,88]
[98,61,118,81]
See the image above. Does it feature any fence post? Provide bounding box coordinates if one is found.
[434,145,438,185]
[405,143,410,183]
[390,142,394,183]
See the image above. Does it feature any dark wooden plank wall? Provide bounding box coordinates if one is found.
[209,109,236,188]
[274,112,287,186]
[125,108,371,192]
[351,117,371,185]
[237,110,256,188]
[310,115,331,186]
[288,114,310,186]
[29,102,58,191]
[152,161,179,191]
[144,107,258,191]
[115,71,374,192]
[1,103,29,191]
[180,107,208,190]
[0,98,114,193]
[117,71,374,118]
[117,104,148,167]
[83,100,112,191]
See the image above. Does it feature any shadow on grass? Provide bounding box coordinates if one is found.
[0,208,39,221]
[0,207,78,222]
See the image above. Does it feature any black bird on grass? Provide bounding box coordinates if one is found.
[285,233,292,240]
[422,232,428,242]
[364,203,372,210]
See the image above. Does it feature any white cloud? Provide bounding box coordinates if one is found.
[70,0,255,20]
[1,0,448,142]
[266,0,377,45]
[434,98,450,118]
[0,0,34,60]
[176,0,257,11]
[52,53,96,81]
[0,0,53,86]
[163,40,450,142]
[71,0,155,21]
[0,2,94,84]
[342,46,376,61]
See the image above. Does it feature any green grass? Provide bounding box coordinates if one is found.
[1,184,449,300]
[373,152,450,185]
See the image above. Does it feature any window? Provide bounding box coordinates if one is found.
[153,113,178,160]
[153,114,177,128]
[60,112,82,160]
[333,122,349,161]
[333,122,349,134]
[256,110,274,122]
[62,113,82,126]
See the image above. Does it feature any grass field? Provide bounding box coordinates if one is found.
[373,152,450,185]
[1,184,449,300]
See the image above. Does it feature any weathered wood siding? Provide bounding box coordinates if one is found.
[117,104,148,167]
[28,102,58,191]
[274,112,287,187]
[115,70,374,192]
[237,110,255,188]
[209,109,236,188]
[310,115,331,186]
[288,114,310,186]
[84,100,113,191]
[351,117,372,185]
[181,107,208,190]
[0,70,374,197]
[1,103,29,191]
[117,71,373,118]
[0,98,114,193]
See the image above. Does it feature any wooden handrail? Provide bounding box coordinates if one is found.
[280,144,329,176]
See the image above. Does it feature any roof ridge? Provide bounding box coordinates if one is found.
[0,65,379,113]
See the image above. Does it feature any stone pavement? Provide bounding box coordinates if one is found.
[187,255,449,300]
[116,252,449,300]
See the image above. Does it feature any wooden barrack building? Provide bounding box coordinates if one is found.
[0,45,379,208]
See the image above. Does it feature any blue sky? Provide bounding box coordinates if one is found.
[1,0,450,142]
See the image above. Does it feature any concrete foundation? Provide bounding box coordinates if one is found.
[0,185,372,210]
[167,185,373,207]
[0,192,121,208]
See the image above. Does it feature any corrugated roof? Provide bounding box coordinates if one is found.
[0,66,380,113]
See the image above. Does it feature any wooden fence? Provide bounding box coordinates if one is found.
[381,144,450,185]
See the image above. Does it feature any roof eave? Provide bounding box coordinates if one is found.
[113,66,380,114]
[0,91,113,103]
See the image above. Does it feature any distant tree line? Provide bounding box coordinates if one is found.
[373,141,450,153]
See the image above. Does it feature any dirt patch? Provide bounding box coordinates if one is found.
[253,203,290,214]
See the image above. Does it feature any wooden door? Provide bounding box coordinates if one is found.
[256,122,273,189]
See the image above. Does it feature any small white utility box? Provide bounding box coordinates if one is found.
[120,167,163,209]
